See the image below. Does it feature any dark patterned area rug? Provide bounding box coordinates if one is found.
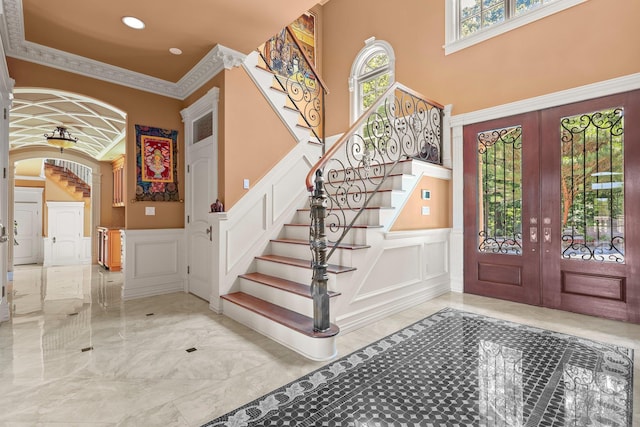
[202,308,634,427]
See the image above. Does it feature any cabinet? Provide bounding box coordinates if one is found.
[112,155,125,207]
[97,226,122,271]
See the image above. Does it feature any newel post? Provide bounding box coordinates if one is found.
[310,168,330,332]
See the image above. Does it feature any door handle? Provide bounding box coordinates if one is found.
[543,228,551,243]
[206,225,212,241]
[529,227,538,243]
[53,236,56,244]
[0,224,6,243]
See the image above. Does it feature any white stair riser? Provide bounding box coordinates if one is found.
[295,208,394,227]
[270,241,355,266]
[255,258,351,291]
[322,191,404,209]
[319,160,416,182]
[239,277,312,317]
[321,173,413,193]
[282,225,370,246]
[238,278,337,322]
[222,300,337,361]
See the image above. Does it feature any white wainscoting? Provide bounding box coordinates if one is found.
[120,229,186,300]
[335,228,451,334]
[209,141,322,313]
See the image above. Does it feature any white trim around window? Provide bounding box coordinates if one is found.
[349,37,395,124]
[444,0,588,55]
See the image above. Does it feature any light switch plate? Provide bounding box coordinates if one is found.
[145,206,155,216]
[243,179,250,189]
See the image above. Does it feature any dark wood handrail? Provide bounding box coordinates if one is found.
[305,82,444,191]
[285,26,330,95]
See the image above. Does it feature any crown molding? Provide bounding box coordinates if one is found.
[450,73,640,127]
[0,0,245,100]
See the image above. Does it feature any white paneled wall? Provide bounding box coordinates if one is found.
[334,228,451,333]
[208,141,322,312]
[120,229,186,300]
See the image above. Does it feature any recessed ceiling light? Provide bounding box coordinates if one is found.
[169,48,183,55]
[122,16,145,30]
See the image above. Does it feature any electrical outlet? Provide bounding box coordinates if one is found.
[421,206,430,216]
[145,206,155,215]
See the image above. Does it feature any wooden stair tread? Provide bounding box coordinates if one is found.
[271,238,369,250]
[222,292,339,338]
[284,223,383,229]
[297,206,393,212]
[323,172,410,184]
[255,63,275,75]
[256,254,356,274]
[239,272,340,298]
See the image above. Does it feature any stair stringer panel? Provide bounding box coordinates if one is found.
[209,140,321,313]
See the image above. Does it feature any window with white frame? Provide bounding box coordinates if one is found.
[445,0,588,55]
[349,38,395,124]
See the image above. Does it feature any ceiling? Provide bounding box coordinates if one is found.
[1,0,322,159]
[10,88,126,160]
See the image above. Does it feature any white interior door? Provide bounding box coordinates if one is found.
[46,201,83,266]
[14,187,43,265]
[0,102,9,322]
[14,202,41,265]
[186,137,216,300]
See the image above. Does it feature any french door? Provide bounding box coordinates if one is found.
[464,91,640,323]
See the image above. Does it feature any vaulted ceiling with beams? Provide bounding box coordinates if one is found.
[1,0,321,159]
[10,89,126,160]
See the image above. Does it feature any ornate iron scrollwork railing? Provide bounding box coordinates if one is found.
[476,126,523,256]
[560,107,625,263]
[305,83,444,331]
[259,26,329,150]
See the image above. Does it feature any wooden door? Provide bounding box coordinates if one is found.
[463,112,541,306]
[464,91,640,323]
[540,91,640,323]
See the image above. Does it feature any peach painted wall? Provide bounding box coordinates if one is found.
[7,58,185,230]
[321,0,640,135]
[220,67,297,209]
[390,176,451,231]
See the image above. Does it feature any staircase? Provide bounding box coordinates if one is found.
[44,162,91,201]
[218,34,445,361]
[219,156,418,360]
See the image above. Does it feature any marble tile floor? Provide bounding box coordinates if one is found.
[0,264,638,426]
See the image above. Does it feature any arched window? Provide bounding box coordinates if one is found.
[349,38,395,124]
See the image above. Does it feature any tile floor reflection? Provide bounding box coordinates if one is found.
[0,264,638,426]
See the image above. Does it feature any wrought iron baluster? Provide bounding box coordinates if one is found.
[306,83,444,331]
[259,26,329,150]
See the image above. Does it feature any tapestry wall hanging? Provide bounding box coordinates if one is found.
[135,124,179,201]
